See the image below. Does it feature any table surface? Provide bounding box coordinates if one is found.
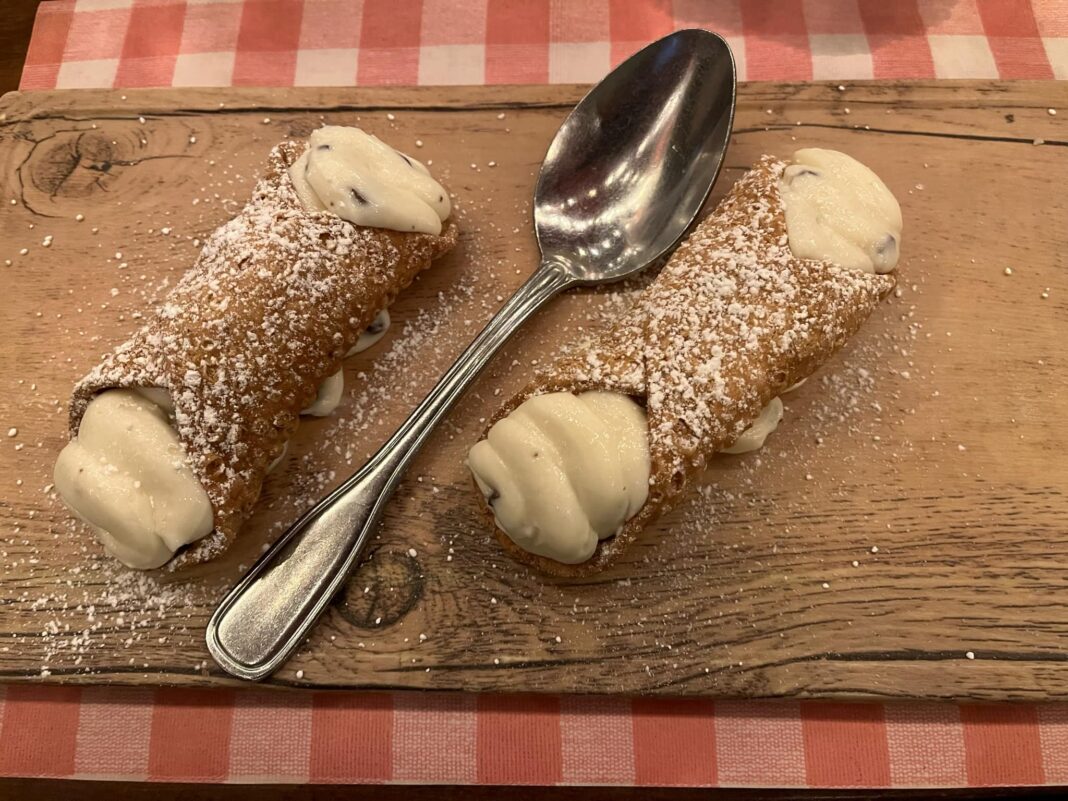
[4,788,1034,801]
[0,0,39,94]
[5,787,1016,801]
[2,0,1067,796]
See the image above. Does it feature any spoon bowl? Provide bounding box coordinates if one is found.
[536,29,736,282]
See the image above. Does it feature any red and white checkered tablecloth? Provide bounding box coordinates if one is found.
[20,0,1068,89]
[3,687,1068,786]
[5,0,1068,789]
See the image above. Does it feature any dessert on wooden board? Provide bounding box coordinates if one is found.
[3,80,1063,700]
[467,149,902,575]
[52,136,904,579]
[54,126,457,569]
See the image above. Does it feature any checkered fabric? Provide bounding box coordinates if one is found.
[3,687,1068,786]
[20,0,1068,90]
[7,0,1068,789]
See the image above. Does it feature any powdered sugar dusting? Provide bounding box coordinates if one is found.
[2,101,970,690]
[69,141,456,568]
[487,156,894,574]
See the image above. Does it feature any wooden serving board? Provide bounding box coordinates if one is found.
[0,82,1066,701]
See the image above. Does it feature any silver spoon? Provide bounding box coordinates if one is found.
[207,29,736,681]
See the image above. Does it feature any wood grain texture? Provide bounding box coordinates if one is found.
[0,82,1065,700]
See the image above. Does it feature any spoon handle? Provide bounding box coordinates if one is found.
[206,260,574,680]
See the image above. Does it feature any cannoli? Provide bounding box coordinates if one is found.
[54,127,457,569]
[468,149,901,575]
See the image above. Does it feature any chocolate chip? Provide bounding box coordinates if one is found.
[875,233,897,255]
[350,187,368,204]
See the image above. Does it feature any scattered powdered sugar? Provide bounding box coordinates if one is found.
[2,508,226,676]
[661,253,925,636]
[494,156,893,577]
[70,141,456,568]
[4,109,942,686]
